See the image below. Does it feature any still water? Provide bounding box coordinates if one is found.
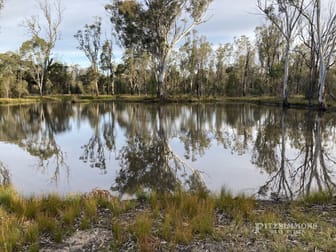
[0,102,335,199]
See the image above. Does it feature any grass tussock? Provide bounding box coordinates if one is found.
[299,190,334,205]
[216,187,256,222]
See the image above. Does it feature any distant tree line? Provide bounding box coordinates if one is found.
[1,0,336,109]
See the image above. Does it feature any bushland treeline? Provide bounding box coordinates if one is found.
[0,0,336,109]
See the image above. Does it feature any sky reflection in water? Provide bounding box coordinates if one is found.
[0,102,335,200]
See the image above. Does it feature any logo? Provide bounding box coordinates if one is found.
[255,222,318,235]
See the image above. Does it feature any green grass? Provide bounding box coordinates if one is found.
[133,211,154,251]
[216,187,256,222]
[299,190,334,205]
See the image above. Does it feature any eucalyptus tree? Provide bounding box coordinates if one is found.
[195,36,213,96]
[257,0,304,106]
[0,52,28,98]
[233,35,255,96]
[105,0,213,100]
[179,32,213,96]
[22,0,63,96]
[297,0,336,110]
[74,17,102,95]
[214,43,233,95]
[255,22,284,95]
[289,44,310,95]
[100,39,115,95]
[20,37,51,95]
[296,3,318,105]
[48,62,70,94]
[121,47,140,95]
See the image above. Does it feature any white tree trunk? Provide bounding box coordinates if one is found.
[318,57,327,109]
[282,43,290,106]
[316,0,327,110]
[157,49,172,100]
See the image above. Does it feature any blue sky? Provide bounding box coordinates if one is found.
[0,0,263,66]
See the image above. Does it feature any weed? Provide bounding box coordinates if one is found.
[191,198,215,237]
[36,214,57,233]
[24,198,41,219]
[24,222,39,244]
[40,194,63,216]
[51,224,63,242]
[62,205,79,226]
[216,187,255,221]
[133,212,152,239]
[160,213,173,241]
[83,197,98,222]
[300,190,334,205]
[173,222,193,244]
[80,217,90,230]
[0,210,22,251]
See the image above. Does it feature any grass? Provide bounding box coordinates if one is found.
[216,187,256,222]
[299,190,334,205]
[0,186,104,251]
[0,185,335,251]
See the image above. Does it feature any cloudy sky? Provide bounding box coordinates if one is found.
[0,0,264,66]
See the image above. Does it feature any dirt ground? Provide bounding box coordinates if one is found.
[38,199,336,251]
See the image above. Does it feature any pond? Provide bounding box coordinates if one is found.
[0,102,336,200]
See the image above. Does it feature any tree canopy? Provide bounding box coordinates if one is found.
[105,0,213,99]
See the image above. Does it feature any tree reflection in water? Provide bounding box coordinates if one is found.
[79,103,117,173]
[0,102,336,198]
[0,103,71,183]
[113,106,205,195]
[0,161,10,186]
[255,110,336,200]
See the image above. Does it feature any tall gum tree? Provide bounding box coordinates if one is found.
[255,22,284,95]
[105,0,213,100]
[22,0,63,96]
[257,0,304,107]
[74,17,102,95]
[296,0,336,110]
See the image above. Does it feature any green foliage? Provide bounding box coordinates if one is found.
[106,0,213,98]
[225,69,240,97]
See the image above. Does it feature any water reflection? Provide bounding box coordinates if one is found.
[0,161,10,186]
[114,106,205,194]
[79,103,117,171]
[0,104,71,184]
[253,109,336,199]
[0,102,335,199]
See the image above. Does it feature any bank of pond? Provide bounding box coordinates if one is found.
[0,185,335,251]
[2,95,336,110]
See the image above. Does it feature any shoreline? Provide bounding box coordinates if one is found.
[1,95,336,111]
[0,95,336,113]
